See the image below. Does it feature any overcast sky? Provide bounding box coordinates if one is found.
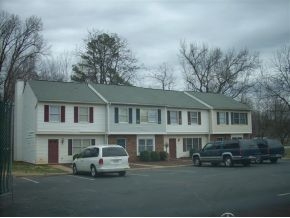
[1,0,290,89]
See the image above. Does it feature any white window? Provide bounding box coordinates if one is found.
[79,107,89,122]
[232,112,248,125]
[50,105,60,122]
[183,138,202,152]
[141,109,158,123]
[119,107,128,123]
[138,137,154,154]
[218,112,226,124]
[72,139,95,155]
[190,112,198,124]
[170,111,178,124]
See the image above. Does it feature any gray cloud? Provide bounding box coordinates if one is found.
[2,0,290,88]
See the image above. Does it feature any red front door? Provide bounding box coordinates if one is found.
[48,139,59,164]
[169,138,176,159]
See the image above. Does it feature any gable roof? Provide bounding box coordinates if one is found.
[28,80,105,104]
[91,84,209,109]
[186,92,250,111]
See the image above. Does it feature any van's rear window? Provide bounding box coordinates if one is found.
[102,147,128,157]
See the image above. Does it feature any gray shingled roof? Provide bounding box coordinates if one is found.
[91,84,209,109]
[186,92,250,110]
[28,80,105,104]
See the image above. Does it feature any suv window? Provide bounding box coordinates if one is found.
[224,142,239,149]
[203,143,214,150]
[240,139,258,148]
[102,147,128,157]
[266,139,282,148]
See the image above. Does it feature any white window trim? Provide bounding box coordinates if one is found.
[218,111,227,125]
[79,106,89,123]
[119,107,129,123]
[232,112,248,125]
[189,111,198,125]
[137,135,155,155]
[169,111,179,125]
[141,108,158,124]
[49,105,60,123]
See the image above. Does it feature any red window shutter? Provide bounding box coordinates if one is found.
[74,106,78,123]
[89,107,94,123]
[61,106,65,123]
[44,105,49,122]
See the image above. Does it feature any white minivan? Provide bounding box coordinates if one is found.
[72,145,130,177]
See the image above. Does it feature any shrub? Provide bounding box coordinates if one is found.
[159,151,168,161]
[139,151,151,161]
[150,151,160,161]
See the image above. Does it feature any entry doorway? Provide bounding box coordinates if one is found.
[169,138,176,159]
[48,139,59,164]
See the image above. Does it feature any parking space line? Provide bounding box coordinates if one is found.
[129,173,150,177]
[277,192,290,197]
[67,175,95,181]
[22,177,39,184]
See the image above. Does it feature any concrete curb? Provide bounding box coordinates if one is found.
[128,164,193,170]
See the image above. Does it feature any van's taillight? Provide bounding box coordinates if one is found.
[99,158,104,165]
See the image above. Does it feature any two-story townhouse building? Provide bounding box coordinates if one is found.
[14,80,107,164]
[185,92,252,141]
[14,80,252,164]
[90,84,209,160]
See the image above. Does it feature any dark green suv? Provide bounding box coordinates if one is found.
[254,138,285,163]
[192,139,260,167]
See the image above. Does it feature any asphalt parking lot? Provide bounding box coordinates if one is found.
[1,160,290,217]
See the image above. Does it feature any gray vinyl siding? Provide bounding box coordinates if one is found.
[109,105,166,134]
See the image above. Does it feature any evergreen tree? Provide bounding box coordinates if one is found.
[71,31,138,85]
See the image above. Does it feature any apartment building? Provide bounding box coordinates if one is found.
[14,80,252,164]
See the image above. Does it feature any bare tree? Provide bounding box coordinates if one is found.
[262,45,290,110]
[149,63,175,90]
[179,42,259,98]
[38,52,72,82]
[252,45,290,144]
[0,11,45,102]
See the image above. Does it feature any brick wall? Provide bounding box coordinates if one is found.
[155,135,164,152]
[108,134,165,162]
[108,135,137,162]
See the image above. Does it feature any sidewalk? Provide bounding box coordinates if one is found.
[129,158,192,170]
[50,158,193,173]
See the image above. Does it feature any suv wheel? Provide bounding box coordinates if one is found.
[193,156,201,167]
[243,160,251,166]
[270,158,278,164]
[224,156,233,167]
[255,156,263,164]
[119,171,126,177]
[90,165,98,177]
[72,164,78,175]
